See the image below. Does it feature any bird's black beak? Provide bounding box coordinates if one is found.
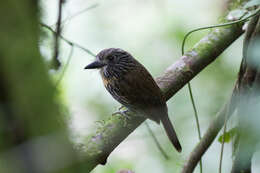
[84,60,106,69]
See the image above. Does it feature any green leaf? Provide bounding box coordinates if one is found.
[218,127,237,143]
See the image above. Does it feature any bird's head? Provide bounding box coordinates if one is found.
[85,48,133,69]
[84,48,134,70]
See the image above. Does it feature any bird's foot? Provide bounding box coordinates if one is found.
[112,109,131,119]
[112,109,131,126]
[118,105,125,111]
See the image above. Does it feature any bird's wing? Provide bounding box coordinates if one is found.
[115,60,167,122]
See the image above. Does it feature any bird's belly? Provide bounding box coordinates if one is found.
[100,70,165,124]
[103,79,130,107]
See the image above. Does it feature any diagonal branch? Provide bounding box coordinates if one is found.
[83,13,245,172]
[181,85,239,173]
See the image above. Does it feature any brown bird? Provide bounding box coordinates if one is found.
[85,48,182,152]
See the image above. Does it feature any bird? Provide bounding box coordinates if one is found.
[84,48,182,152]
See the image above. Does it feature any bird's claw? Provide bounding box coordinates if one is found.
[112,110,130,118]
[112,109,131,126]
[118,105,125,111]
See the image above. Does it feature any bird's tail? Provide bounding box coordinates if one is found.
[161,115,182,152]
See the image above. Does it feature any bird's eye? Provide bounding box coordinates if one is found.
[107,55,114,61]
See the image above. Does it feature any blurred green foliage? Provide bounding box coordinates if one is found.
[218,127,237,143]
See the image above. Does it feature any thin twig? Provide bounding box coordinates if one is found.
[187,83,203,173]
[52,0,64,69]
[57,3,99,26]
[182,23,203,173]
[218,101,229,173]
[55,46,74,87]
[181,8,260,55]
[41,23,96,57]
[144,122,169,160]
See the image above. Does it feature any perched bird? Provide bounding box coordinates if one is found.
[85,48,182,152]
